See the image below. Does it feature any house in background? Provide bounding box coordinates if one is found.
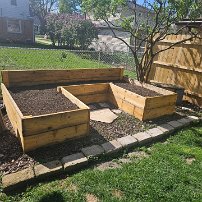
[88,1,154,52]
[0,0,34,43]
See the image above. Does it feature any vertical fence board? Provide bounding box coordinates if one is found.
[149,33,202,106]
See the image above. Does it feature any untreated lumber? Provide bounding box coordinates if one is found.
[0,110,5,133]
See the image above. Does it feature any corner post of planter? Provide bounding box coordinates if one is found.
[0,110,5,133]
[120,67,124,81]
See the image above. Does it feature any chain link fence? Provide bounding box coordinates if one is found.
[0,46,140,81]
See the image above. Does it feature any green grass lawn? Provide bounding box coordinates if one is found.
[0,48,108,70]
[1,122,201,201]
[0,47,136,85]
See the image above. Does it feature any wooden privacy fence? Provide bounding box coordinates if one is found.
[149,33,202,106]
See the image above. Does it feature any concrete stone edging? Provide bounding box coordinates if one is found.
[1,115,200,192]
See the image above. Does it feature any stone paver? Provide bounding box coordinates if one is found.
[90,109,118,123]
[157,123,175,133]
[34,160,63,179]
[81,145,105,158]
[177,117,193,126]
[101,140,122,154]
[117,135,138,148]
[2,167,35,191]
[61,153,88,171]
[167,120,184,129]
[146,128,164,139]
[132,132,152,145]
[111,109,122,114]
[187,116,199,121]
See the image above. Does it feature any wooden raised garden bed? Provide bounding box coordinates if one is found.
[1,68,177,152]
[1,68,123,152]
[60,81,177,121]
[1,83,90,152]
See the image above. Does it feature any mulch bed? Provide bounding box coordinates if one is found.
[0,101,185,175]
[9,87,79,116]
[1,83,200,176]
[114,82,162,97]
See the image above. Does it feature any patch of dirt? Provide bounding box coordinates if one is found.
[86,193,99,202]
[128,151,149,159]
[186,157,196,165]
[111,189,124,199]
[118,158,132,164]
[67,183,78,193]
[9,87,78,116]
[96,161,121,171]
[114,82,162,97]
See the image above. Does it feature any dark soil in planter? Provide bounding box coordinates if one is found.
[9,87,79,116]
[114,82,163,97]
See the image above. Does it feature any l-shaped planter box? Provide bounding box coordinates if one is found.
[60,81,177,121]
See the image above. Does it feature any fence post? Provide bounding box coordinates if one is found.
[126,47,129,70]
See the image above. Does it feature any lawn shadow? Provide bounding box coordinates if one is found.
[38,191,66,202]
[27,126,109,163]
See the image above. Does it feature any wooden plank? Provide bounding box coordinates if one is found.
[76,94,108,104]
[61,83,109,104]
[1,71,9,88]
[156,40,202,46]
[22,109,89,136]
[58,87,89,110]
[109,83,146,108]
[121,100,144,120]
[1,83,25,149]
[61,83,109,96]
[2,68,123,87]
[109,93,144,120]
[150,65,202,95]
[24,123,88,152]
[153,61,202,74]
[143,105,175,121]
[145,94,177,109]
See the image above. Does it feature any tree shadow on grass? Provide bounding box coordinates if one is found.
[38,191,66,202]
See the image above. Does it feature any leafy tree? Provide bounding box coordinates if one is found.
[76,20,98,49]
[59,0,81,13]
[46,13,98,49]
[29,0,58,34]
[82,0,202,83]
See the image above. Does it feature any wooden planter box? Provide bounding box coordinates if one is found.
[1,68,177,152]
[60,81,177,121]
[1,83,90,152]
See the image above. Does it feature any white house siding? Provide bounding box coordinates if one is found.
[0,0,30,19]
[0,0,34,43]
